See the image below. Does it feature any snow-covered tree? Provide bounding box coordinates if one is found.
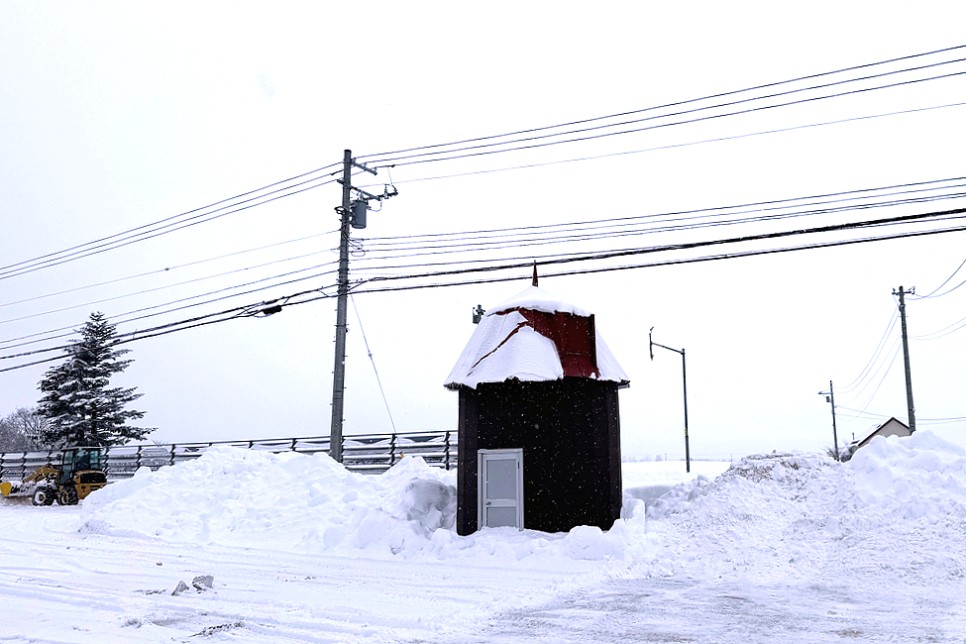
[0,408,47,451]
[37,312,152,447]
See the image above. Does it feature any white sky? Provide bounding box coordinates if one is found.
[2,1,966,458]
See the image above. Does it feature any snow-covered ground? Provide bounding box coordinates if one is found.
[2,433,965,643]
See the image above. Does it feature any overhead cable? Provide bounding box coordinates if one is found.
[357,44,966,160]
[3,206,966,374]
[1,168,342,281]
[378,102,966,186]
[362,62,966,168]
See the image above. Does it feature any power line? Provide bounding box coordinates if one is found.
[0,263,341,352]
[4,207,966,374]
[309,217,966,299]
[0,229,338,310]
[0,161,341,275]
[372,102,966,186]
[4,204,965,369]
[836,310,899,395]
[839,339,902,412]
[350,191,966,259]
[9,173,954,340]
[363,66,966,169]
[912,313,966,340]
[1,170,342,281]
[5,172,961,335]
[357,175,966,246]
[837,406,966,426]
[348,207,966,288]
[0,253,341,326]
[918,416,966,425]
[341,193,966,272]
[0,283,339,370]
[358,44,966,160]
[10,52,963,288]
[5,195,966,354]
[911,254,966,300]
[13,47,962,290]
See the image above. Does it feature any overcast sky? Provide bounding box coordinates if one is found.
[2,1,966,459]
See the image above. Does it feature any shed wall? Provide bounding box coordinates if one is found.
[456,378,622,535]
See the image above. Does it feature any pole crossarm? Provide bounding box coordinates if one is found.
[650,340,684,356]
[351,158,378,176]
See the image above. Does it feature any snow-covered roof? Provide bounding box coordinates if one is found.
[445,285,629,389]
[487,285,592,317]
[855,417,911,449]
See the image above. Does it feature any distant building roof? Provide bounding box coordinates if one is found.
[444,285,629,390]
[854,417,911,450]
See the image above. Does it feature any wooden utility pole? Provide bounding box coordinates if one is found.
[329,150,353,463]
[819,380,840,460]
[894,285,916,434]
[329,150,396,462]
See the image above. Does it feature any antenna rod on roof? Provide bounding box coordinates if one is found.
[532,261,539,287]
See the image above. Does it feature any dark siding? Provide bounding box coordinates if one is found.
[456,378,622,535]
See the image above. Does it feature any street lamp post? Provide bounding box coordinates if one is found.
[649,327,691,473]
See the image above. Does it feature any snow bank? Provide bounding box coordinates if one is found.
[77,430,966,589]
[643,433,966,589]
[79,447,649,565]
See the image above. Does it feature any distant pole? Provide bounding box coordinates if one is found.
[819,380,840,461]
[681,347,690,472]
[649,327,691,473]
[894,285,917,434]
[330,150,353,462]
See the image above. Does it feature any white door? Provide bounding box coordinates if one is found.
[478,449,524,530]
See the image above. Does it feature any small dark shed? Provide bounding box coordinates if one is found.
[444,282,629,535]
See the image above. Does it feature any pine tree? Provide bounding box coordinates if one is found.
[37,312,152,447]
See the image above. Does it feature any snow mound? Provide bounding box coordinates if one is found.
[641,435,966,588]
[80,448,460,557]
[79,447,650,564]
[76,430,966,585]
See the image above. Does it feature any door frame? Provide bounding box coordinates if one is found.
[477,448,524,530]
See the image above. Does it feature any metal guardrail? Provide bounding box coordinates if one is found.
[0,430,455,482]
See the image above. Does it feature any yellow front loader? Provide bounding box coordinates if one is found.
[0,447,107,505]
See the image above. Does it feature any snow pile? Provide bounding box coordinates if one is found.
[80,448,458,556]
[643,432,966,590]
[77,430,966,588]
[79,447,649,564]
